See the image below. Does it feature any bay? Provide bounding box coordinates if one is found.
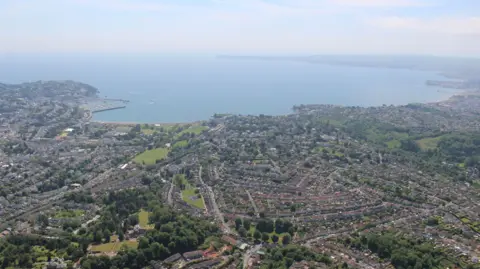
[0,54,453,123]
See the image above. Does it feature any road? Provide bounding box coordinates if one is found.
[199,165,231,234]
[245,190,259,217]
[167,167,174,205]
[74,215,100,234]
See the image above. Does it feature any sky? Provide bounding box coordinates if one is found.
[1,0,479,56]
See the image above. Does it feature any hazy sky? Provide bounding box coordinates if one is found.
[1,0,479,56]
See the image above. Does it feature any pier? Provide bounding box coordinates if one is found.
[81,98,128,113]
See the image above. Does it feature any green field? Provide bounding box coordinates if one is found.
[54,209,84,218]
[138,209,154,229]
[177,125,208,137]
[175,174,205,209]
[173,140,189,149]
[416,136,443,150]
[90,240,138,253]
[181,188,205,209]
[385,139,401,149]
[133,148,169,165]
[141,128,156,135]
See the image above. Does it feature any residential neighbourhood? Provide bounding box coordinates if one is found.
[0,80,479,269]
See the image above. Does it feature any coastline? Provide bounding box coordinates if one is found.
[89,89,467,125]
[91,120,202,126]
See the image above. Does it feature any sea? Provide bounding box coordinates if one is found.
[0,54,455,123]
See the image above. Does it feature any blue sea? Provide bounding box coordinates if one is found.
[0,54,454,123]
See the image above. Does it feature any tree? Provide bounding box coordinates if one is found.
[118,231,125,241]
[151,242,170,260]
[104,229,111,242]
[94,231,104,243]
[275,219,284,233]
[235,218,243,230]
[256,219,274,233]
[37,214,49,228]
[243,219,251,230]
[285,257,294,268]
[128,215,139,226]
[136,251,147,267]
[262,232,270,242]
[288,227,296,236]
[282,234,291,245]
[253,230,262,241]
[238,227,247,238]
[290,204,296,212]
[139,237,150,249]
[271,234,279,243]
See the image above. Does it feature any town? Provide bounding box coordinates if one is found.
[0,80,479,269]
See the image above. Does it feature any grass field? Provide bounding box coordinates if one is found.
[138,209,155,229]
[177,125,208,137]
[175,174,205,209]
[133,148,169,165]
[385,139,401,149]
[90,240,139,253]
[54,209,84,218]
[181,188,205,209]
[173,140,189,149]
[141,128,156,135]
[416,136,443,151]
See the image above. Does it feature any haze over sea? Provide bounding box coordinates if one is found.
[0,54,453,123]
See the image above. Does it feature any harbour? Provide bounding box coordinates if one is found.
[81,98,129,113]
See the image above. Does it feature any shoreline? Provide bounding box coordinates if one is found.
[91,120,202,125]
[90,90,465,125]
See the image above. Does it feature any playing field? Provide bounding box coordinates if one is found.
[177,125,208,137]
[133,148,169,165]
[90,240,138,253]
[173,140,189,149]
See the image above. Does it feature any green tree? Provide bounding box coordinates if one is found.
[282,234,291,245]
[271,234,279,243]
[118,231,125,241]
[238,227,247,238]
[94,230,104,243]
[139,237,149,249]
[37,214,49,228]
[254,230,262,241]
[243,219,251,230]
[262,232,270,242]
[235,218,243,230]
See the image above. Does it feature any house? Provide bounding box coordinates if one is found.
[289,261,309,269]
[190,258,222,269]
[163,253,182,264]
[127,224,146,238]
[69,183,82,189]
[239,243,250,251]
[221,235,237,246]
[182,250,204,260]
[0,230,10,239]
